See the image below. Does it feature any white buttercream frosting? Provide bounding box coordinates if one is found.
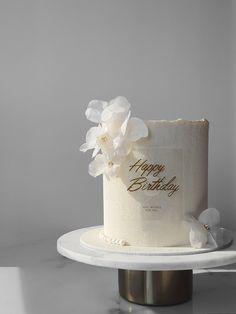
[103,119,209,247]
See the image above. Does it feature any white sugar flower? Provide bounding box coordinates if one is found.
[198,208,220,229]
[101,96,131,137]
[79,125,114,158]
[85,96,130,135]
[189,222,208,249]
[81,96,149,179]
[186,208,221,249]
[113,116,149,156]
[85,100,108,123]
[88,154,121,179]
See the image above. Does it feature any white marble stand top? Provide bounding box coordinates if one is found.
[57,226,236,271]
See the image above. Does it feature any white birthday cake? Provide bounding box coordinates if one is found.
[81,96,220,249]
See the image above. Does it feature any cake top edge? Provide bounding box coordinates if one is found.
[145,118,209,125]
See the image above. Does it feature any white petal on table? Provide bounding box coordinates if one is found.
[190,222,208,249]
[198,208,220,228]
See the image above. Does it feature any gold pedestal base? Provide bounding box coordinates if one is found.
[118,269,193,306]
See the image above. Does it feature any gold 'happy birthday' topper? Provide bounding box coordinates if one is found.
[127,159,180,197]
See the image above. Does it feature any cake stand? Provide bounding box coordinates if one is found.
[57,226,236,306]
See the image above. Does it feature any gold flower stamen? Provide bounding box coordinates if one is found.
[204,224,210,230]
[108,161,114,167]
[100,136,108,144]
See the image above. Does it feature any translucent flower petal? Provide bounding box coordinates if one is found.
[88,154,107,177]
[101,145,116,160]
[108,164,120,177]
[92,146,100,158]
[80,127,102,152]
[113,135,122,150]
[79,143,91,152]
[85,126,103,147]
[108,96,130,113]
[117,143,132,156]
[121,110,131,135]
[189,222,208,249]
[208,228,223,247]
[85,100,108,123]
[126,117,148,142]
[113,135,132,156]
[101,96,130,122]
[198,208,220,228]
[96,133,115,159]
[207,231,218,248]
[104,113,129,138]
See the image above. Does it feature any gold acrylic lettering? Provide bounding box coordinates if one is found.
[127,159,180,197]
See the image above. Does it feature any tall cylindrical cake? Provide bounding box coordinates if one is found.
[103,119,209,247]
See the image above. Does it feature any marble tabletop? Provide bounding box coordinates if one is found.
[0,236,236,314]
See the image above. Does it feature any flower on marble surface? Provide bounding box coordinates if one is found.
[189,223,208,249]
[80,96,148,178]
[185,208,221,249]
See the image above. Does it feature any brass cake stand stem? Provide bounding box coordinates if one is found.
[118,269,193,306]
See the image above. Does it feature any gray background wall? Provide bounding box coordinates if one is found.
[0,0,235,248]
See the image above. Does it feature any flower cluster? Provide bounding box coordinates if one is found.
[80,96,148,178]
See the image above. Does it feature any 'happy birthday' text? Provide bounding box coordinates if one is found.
[127,159,180,197]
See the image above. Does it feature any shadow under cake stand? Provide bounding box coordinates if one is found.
[57,226,236,306]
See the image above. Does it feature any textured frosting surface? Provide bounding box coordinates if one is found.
[103,119,209,247]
